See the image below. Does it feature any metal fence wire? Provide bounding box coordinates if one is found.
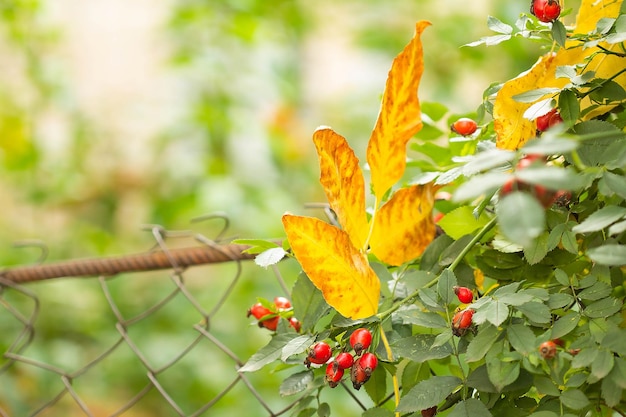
[0,216,309,417]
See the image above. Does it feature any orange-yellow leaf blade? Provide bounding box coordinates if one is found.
[494,0,623,150]
[282,214,380,319]
[369,183,437,266]
[493,54,561,150]
[367,21,430,199]
[313,127,369,249]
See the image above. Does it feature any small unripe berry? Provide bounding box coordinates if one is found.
[325,363,344,388]
[530,0,561,23]
[451,118,478,136]
[453,286,473,304]
[539,340,557,359]
[349,328,372,355]
[333,352,354,370]
[451,308,474,337]
[304,341,332,367]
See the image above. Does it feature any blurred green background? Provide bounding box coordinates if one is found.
[0,0,554,415]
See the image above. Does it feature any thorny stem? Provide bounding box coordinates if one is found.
[376,217,497,322]
[378,326,401,417]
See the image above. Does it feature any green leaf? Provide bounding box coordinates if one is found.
[474,298,510,327]
[422,101,449,121]
[534,376,561,396]
[487,354,520,392]
[590,80,626,102]
[521,135,578,155]
[447,398,493,417]
[507,324,537,355]
[584,296,623,318]
[240,333,301,372]
[550,311,581,339]
[591,349,615,379]
[437,269,457,304]
[587,244,626,266]
[572,347,599,368]
[608,357,626,389]
[280,370,314,396]
[365,364,388,405]
[438,206,490,240]
[232,238,281,254]
[396,376,462,412]
[560,389,589,410]
[281,334,317,361]
[551,20,567,47]
[602,171,626,199]
[558,89,580,127]
[601,377,622,408]
[317,402,331,417]
[515,302,551,324]
[515,166,584,191]
[528,412,559,417]
[570,121,625,166]
[496,192,545,247]
[513,88,561,103]
[395,308,448,329]
[363,407,395,417]
[391,334,453,362]
[466,325,501,362]
[523,232,550,265]
[572,205,626,233]
[453,172,511,202]
[292,273,330,332]
[487,15,513,34]
[578,281,612,301]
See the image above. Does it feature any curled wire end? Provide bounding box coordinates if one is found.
[190,212,230,242]
[12,240,49,265]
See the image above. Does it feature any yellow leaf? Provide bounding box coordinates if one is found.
[494,54,561,150]
[369,183,437,266]
[367,21,430,199]
[313,127,369,250]
[282,214,380,319]
[494,0,624,150]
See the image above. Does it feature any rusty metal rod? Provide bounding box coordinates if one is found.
[0,244,259,284]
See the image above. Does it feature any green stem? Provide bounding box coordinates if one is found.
[376,217,497,321]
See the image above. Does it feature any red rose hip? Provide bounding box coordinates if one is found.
[349,328,372,355]
[333,352,354,370]
[452,308,474,337]
[325,363,344,388]
[304,341,332,367]
[453,286,473,304]
[531,0,561,23]
[273,296,291,310]
[539,340,557,359]
[536,108,563,132]
[451,117,478,136]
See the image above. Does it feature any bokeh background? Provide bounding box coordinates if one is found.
[0,0,563,415]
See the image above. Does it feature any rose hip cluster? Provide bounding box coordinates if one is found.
[305,328,378,390]
[451,286,475,337]
[247,296,300,332]
[500,154,571,208]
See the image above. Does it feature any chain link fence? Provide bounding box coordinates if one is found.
[0,216,317,417]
